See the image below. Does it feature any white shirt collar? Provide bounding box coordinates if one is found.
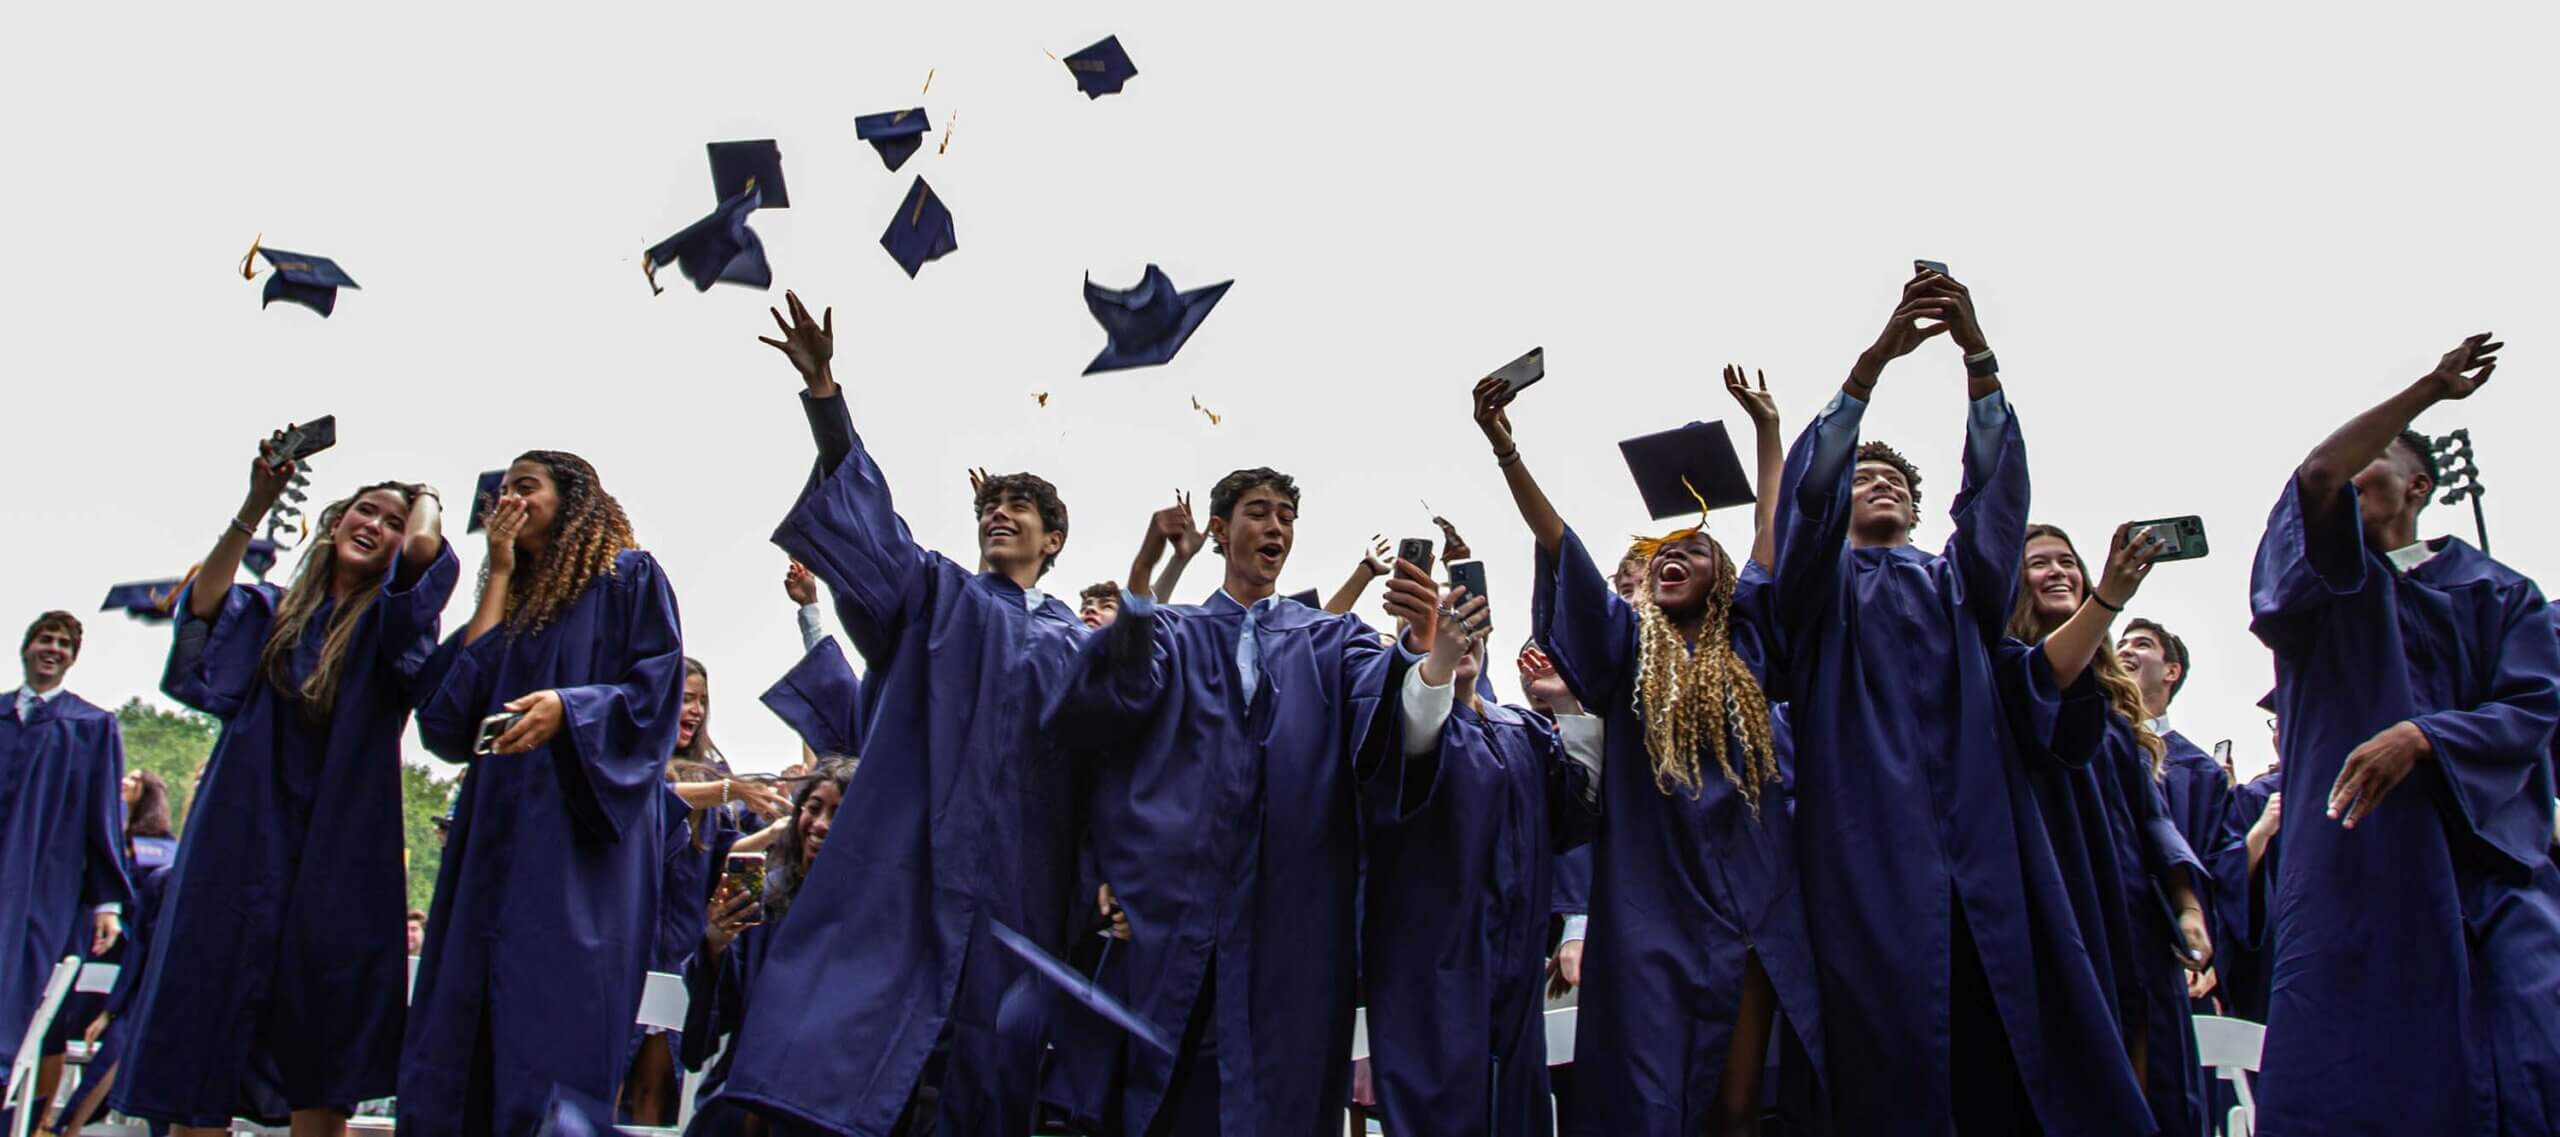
[2386,541,2439,575]
[1022,587,1046,613]
[2144,715,2172,736]
[16,685,64,717]
[1212,589,1280,613]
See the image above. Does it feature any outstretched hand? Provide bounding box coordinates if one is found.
[1861,273,1959,367]
[1472,377,1519,454]
[759,290,836,395]
[1722,365,1777,426]
[1169,491,1208,560]
[2091,522,2167,611]
[247,428,298,507]
[2426,332,2501,400]
[784,560,818,606]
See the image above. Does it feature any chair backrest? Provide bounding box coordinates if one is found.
[635,971,689,1031]
[73,962,119,996]
[1349,1007,1369,1064]
[2192,1014,2265,1136]
[9,957,83,1137]
[1543,1006,1577,1066]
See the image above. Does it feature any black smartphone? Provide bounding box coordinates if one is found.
[722,851,767,899]
[472,711,524,756]
[1397,537,1434,575]
[1447,558,1488,609]
[1913,259,1950,277]
[1489,346,1544,395]
[263,415,339,473]
[2129,515,2209,562]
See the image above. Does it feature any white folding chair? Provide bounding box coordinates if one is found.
[619,972,696,1137]
[2192,1013,2265,1137]
[7,957,81,1137]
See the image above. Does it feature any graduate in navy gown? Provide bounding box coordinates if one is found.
[50,774,181,1136]
[2114,618,2234,1013]
[1040,472,1445,1137]
[1362,581,1597,1137]
[113,433,455,1137]
[1767,269,2150,1136]
[710,291,1091,1137]
[2246,331,2560,1134]
[1475,365,1825,1136]
[2205,749,2282,1022]
[401,449,686,1136]
[2,609,129,1131]
[1520,648,1597,1137]
[2007,523,2216,1137]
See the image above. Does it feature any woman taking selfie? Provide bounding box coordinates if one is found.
[398,450,686,1136]
[114,427,457,1137]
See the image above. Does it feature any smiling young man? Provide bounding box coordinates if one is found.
[2247,332,2560,1134]
[0,612,132,1084]
[2117,617,2234,1011]
[709,292,1092,1137]
[1041,468,1444,1137]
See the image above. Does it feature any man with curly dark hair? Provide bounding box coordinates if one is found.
[1077,581,1122,630]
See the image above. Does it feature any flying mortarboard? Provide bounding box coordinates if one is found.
[2258,688,2277,714]
[1617,421,1756,520]
[100,580,186,623]
[242,538,280,579]
[1286,589,1321,609]
[706,140,789,208]
[854,109,932,172]
[1062,36,1138,99]
[255,248,360,317]
[645,187,773,295]
[467,470,505,533]
[880,178,957,278]
[1082,265,1232,374]
[988,918,1174,1055]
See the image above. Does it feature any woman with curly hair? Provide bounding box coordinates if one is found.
[2005,522,2214,1137]
[112,424,457,1137]
[399,449,686,1135]
[1473,365,1822,1136]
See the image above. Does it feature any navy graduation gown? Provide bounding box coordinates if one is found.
[1769,393,2151,1137]
[677,914,779,1136]
[61,840,177,1114]
[399,548,686,1136]
[2248,476,2560,1135]
[1362,697,1596,1137]
[2205,769,2281,1022]
[113,545,456,1126]
[713,405,1088,1137]
[0,690,130,1060]
[1041,591,1405,1137]
[759,635,864,758]
[1530,527,1826,1135]
[2158,730,2232,1010]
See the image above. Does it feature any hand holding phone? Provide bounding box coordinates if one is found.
[1913,259,1950,278]
[1447,559,1488,611]
[1396,537,1435,576]
[722,851,769,899]
[473,711,525,756]
[1488,347,1544,395]
[2126,515,2209,562]
[261,415,338,474]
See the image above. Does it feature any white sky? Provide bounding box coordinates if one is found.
[6,2,2556,780]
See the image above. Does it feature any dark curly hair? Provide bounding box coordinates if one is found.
[975,473,1069,577]
[2390,429,2440,506]
[1208,467,1300,555]
[1854,440,1924,526]
[1079,581,1121,604]
[495,451,640,634]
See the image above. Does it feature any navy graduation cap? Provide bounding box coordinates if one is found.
[1062,35,1138,98]
[1082,264,1232,375]
[242,538,280,580]
[706,140,789,208]
[880,178,957,278]
[855,109,932,172]
[1618,421,1756,520]
[988,918,1174,1056]
[256,248,360,317]
[100,579,186,623]
[2258,688,2277,714]
[1286,588,1321,609]
[645,187,773,295]
[466,470,505,532]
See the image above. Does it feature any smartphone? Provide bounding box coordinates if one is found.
[1447,558,1488,610]
[1913,259,1950,277]
[472,711,524,756]
[263,415,339,473]
[2129,515,2210,562]
[1489,346,1544,395]
[722,851,768,899]
[1396,537,1435,575]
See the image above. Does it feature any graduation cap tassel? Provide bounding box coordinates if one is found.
[938,112,956,155]
[921,67,935,93]
[1680,475,1712,530]
[238,234,263,280]
[910,183,930,226]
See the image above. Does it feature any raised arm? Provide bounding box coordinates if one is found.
[2042,523,2166,690]
[188,428,300,621]
[1326,537,1391,615]
[1723,365,1785,570]
[1472,377,1566,554]
[1124,497,1193,603]
[397,486,445,587]
[2297,333,2500,540]
[460,494,524,646]
[1152,493,1209,601]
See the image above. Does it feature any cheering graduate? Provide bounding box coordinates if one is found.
[0,611,130,1096]
[114,431,456,1137]
[1767,270,2149,1136]
[2007,523,2215,1137]
[711,291,1091,1137]
[2113,620,2232,999]
[1040,472,1444,1137]
[1361,583,1597,1137]
[2247,332,2560,1134]
[399,449,686,1136]
[1479,366,1824,1137]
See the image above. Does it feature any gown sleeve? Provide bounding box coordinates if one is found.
[759,636,866,757]
[1540,717,1600,854]
[1942,392,2031,643]
[2249,473,2372,652]
[681,925,756,1071]
[159,582,282,718]
[1529,526,1639,713]
[1770,393,1863,656]
[1041,597,1176,747]
[773,391,941,665]
[414,630,506,764]
[2411,579,2560,868]
[2001,640,2111,770]
[371,539,461,690]
[81,717,134,914]
[549,553,687,846]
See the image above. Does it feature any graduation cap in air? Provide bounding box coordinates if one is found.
[255,248,360,317]
[2257,688,2277,714]
[880,177,957,278]
[242,538,280,579]
[1062,35,1138,98]
[1617,421,1756,520]
[1286,588,1321,609]
[855,109,932,172]
[100,580,186,623]
[1082,265,1232,375]
[466,470,505,533]
[706,140,789,208]
[988,918,1174,1055]
[645,187,772,294]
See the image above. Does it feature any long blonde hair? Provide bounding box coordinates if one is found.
[260,481,417,724]
[2006,523,2166,776]
[1628,528,1781,813]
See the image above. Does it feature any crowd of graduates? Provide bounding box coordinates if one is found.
[4,267,2554,1137]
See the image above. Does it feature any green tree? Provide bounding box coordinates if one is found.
[114,699,218,833]
[401,760,459,913]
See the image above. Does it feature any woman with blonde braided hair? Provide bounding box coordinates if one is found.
[2005,521,2214,1137]
[115,423,457,1137]
[400,449,686,1134]
[1473,365,1824,1136]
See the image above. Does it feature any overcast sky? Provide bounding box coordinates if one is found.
[7,2,2555,780]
